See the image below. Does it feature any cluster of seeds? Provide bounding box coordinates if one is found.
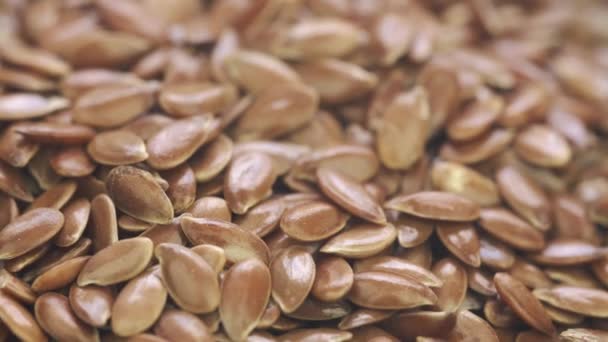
[1,0,608,341]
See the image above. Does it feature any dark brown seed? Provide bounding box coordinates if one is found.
[15,122,95,144]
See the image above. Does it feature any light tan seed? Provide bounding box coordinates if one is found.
[0,93,69,120]
[190,134,233,182]
[528,239,606,266]
[381,311,457,341]
[440,128,514,164]
[354,256,442,288]
[233,83,318,141]
[111,270,167,336]
[279,328,352,342]
[181,215,272,263]
[311,256,354,303]
[295,58,378,104]
[28,181,77,212]
[295,145,379,182]
[285,297,352,321]
[0,269,36,304]
[90,194,118,252]
[338,308,394,330]
[271,246,316,313]
[280,200,348,242]
[514,125,572,168]
[496,165,551,231]
[320,222,396,258]
[78,237,153,286]
[187,196,232,221]
[87,130,148,165]
[406,181,488,217]
[73,83,156,127]
[374,87,430,170]
[156,243,219,314]
[146,114,221,170]
[430,161,499,206]
[494,273,555,335]
[69,285,114,327]
[479,236,516,270]
[0,291,47,342]
[159,82,237,117]
[221,259,271,341]
[191,244,226,274]
[446,310,499,342]
[317,167,386,224]
[106,166,174,224]
[349,271,437,310]
[533,286,608,318]
[447,94,504,141]
[31,256,90,293]
[479,208,545,251]
[0,161,35,202]
[0,208,63,260]
[154,309,213,342]
[35,292,99,342]
[225,152,277,214]
[431,258,468,313]
[223,50,300,94]
[394,215,434,248]
[236,197,284,237]
[560,328,608,341]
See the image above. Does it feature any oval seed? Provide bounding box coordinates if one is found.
[381,311,457,341]
[87,130,148,165]
[394,215,434,248]
[514,124,572,168]
[0,93,69,120]
[156,243,219,314]
[430,161,499,206]
[0,208,64,260]
[160,164,196,214]
[187,196,232,222]
[311,256,354,302]
[236,196,284,237]
[385,191,480,222]
[533,286,608,318]
[189,134,233,182]
[154,309,213,342]
[278,328,352,342]
[0,161,35,202]
[50,146,96,177]
[35,292,99,342]
[14,122,96,144]
[436,222,481,267]
[528,239,606,266]
[106,166,174,224]
[479,208,545,251]
[111,270,167,336]
[0,269,37,304]
[354,256,442,288]
[432,258,468,313]
[159,82,237,117]
[320,223,397,258]
[479,236,516,270]
[89,194,118,252]
[447,310,499,342]
[69,285,114,327]
[271,246,316,313]
[31,256,90,293]
[28,180,77,211]
[280,200,349,241]
[223,50,300,94]
[224,152,277,214]
[77,237,153,286]
[440,128,514,164]
[191,244,226,274]
[0,291,47,342]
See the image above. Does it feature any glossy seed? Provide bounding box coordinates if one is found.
[514,124,572,168]
[430,161,499,206]
[479,208,545,251]
[354,256,442,288]
[154,309,213,342]
[224,152,277,214]
[385,191,480,222]
[280,200,349,241]
[69,285,114,327]
[87,130,148,165]
[436,222,481,267]
[0,208,64,260]
[35,292,99,342]
[320,222,396,258]
[311,256,354,302]
[0,291,47,342]
[31,256,90,293]
[271,246,316,313]
[533,286,608,318]
[432,258,468,313]
[528,239,606,266]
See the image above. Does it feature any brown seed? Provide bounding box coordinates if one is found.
[479,208,545,251]
[14,122,96,144]
[35,292,99,342]
[223,50,300,94]
[257,301,281,329]
[69,285,114,327]
[348,271,437,310]
[436,222,481,267]
[528,239,606,266]
[0,93,69,120]
[467,267,497,296]
[543,303,585,325]
[90,194,118,252]
[156,243,219,314]
[514,125,572,168]
[496,165,552,231]
[224,152,277,214]
[187,196,232,221]
[118,215,154,232]
[381,311,457,341]
[447,94,504,141]
[354,256,442,288]
[0,291,47,342]
[533,286,608,318]
[0,122,40,168]
[0,161,35,202]
[189,134,233,182]
[560,328,608,341]
[0,66,56,92]
[509,258,553,289]
[154,309,213,342]
[0,193,18,228]
[317,167,386,224]
[320,222,396,258]
[28,182,76,213]
[233,83,318,141]
[78,237,153,286]
[87,130,148,165]
[159,82,237,117]
[350,326,399,342]
[500,83,549,127]
[160,164,196,214]
[285,297,352,321]
[446,310,499,342]
[191,244,226,273]
[50,146,96,177]
[123,114,174,142]
[395,242,433,269]
[430,161,499,206]
[280,200,349,241]
[0,268,36,304]
[339,308,394,330]
[221,259,271,341]
[279,328,352,342]
[24,238,92,281]
[494,273,555,335]
[106,166,174,224]
[294,144,379,182]
[60,69,143,100]
[484,299,521,328]
[385,191,480,222]
[271,246,316,313]
[374,87,430,170]
[111,270,167,336]
[592,258,608,288]
[0,208,64,260]
[440,128,514,164]
[432,258,468,313]
[479,236,516,270]
[394,215,434,248]
[140,219,187,248]
[553,194,598,243]
[181,216,270,264]
[236,196,284,237]
[544,267,601,288]
[31,256,90,293]
[146,114,221,170]
[311,256,354,302]
[296,58,378,104]
[73,83,156,127]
